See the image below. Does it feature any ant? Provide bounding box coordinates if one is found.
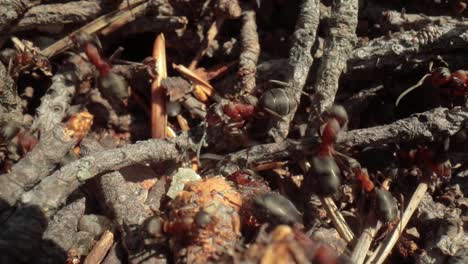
[73,33,129,112]
[397,136,452,179]
[395,65,468,116]
[306,105,348,196]
[4,37,52,78]
[351,163,399,224]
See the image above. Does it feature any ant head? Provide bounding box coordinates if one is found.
[194,209,212,228]
[72,32,102,50]
[325,105,348,127]
[429,67,452,87]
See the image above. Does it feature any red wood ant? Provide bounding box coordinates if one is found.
[252,192,303,226]
[75,34,129,112]
[307,105,348,196]
[352,165,399,223]
[396,67,468,110]
[398,137,452,178]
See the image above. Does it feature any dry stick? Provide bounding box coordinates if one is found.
[19,135,192,217]
[100,2,149,36]
[84,230,114,264]
[41,0,147,57]
[307,0,358,135]
[321,196,355,244]
[269,0,319,142]
[151,33,168,139]
[351,214,379,264]
[189,18,224,70]
[367,182,429,264]
[237,5,260,94]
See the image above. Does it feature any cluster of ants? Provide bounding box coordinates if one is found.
[1,32,461,263]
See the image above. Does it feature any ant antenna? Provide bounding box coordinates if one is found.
[268,79,290,87]
[395,73,431,107]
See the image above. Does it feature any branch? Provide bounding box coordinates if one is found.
[269,0,320,141]
[0,0,43,44]
[307,0,358,135]
[215,107,468,174]
[0,60,22,128]
[345,51,468,81]
[364,7,468,32]
[339,107,468,148]
[40,197,86,263]
[19,135,193,216]
[12,0,104,33]
[0,125,78,211]
[347,25,468,79]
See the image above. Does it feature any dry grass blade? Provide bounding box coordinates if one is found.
[366,182,428,264]
[173,63,214,96]
[321,196,356,244]
[151,33,168,139]
[351,214,379,264]
[84,230,114,264]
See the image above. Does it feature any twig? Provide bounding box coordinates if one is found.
[367,182,429,264]
[340,107,468,148]
[19,135,192,216]
[350,213,379,264]
[236,4,260,94]
[0,125,77,212]
[151,33,168,139]
[269,0,320,141]
[32,54,94,134]
[12,0,104,33]
[306,0,358,135]
[84,230,114,264]
[321,196,356,244]
[100,2,149,36]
